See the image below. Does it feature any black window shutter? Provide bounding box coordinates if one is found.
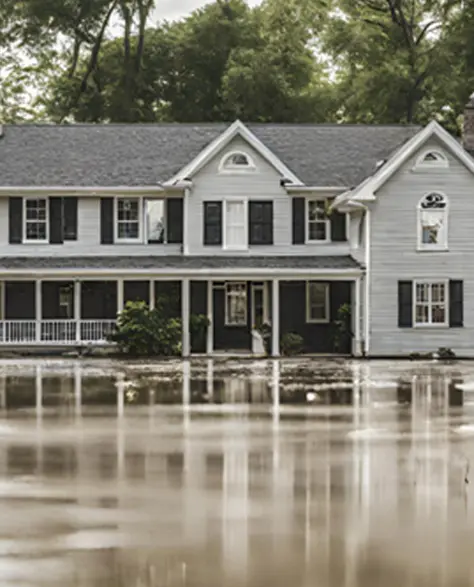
[204,202,222,245]
[49,197,64,244]
[167,198,184,244]
[249,201,273,245]
[449,280,464,327]
[63,197,78,241]
[9,197,23,244]
[100,198,114,244]
[398,281,413,327]
[292,197,305,244]
[331,211,347,242]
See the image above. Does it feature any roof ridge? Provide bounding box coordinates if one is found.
[2,122,422,129]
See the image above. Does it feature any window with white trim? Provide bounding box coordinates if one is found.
[116,198,141,241]
[220,151,256,172]
[415,150,449,169]
[414,281,448,326]
[306,282,330,323]
[417,192,448,250]
[225,282,247,326]
[146,199,165,243]
[24,197,48,241]
[224,200,247,249]
[307,200,329,242]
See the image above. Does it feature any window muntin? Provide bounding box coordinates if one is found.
[418,192,448,250]
[116,198,140,241]
[414,281,448,326]
[225,283,247,326]
[146,199,165,243]
[307,200,329,242]
[24,198,48,241]
[220,151,256,172]
[225,200,247,249]
[306,282,330,323]
[59,285,73,319]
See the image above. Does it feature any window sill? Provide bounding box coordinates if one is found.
[306,319,330,325]
[305,240,331,245]
[22,240,49,245]
[416,247,449,252]
[411,324,450,329]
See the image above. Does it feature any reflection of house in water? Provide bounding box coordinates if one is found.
[0,361,472,586]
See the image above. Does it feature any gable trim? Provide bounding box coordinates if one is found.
[334,120,474,206]
[163,120,302,186]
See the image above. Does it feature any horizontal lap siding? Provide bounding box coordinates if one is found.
[370,138,474,356]
[188,137,351,257]
[0,198,182,256]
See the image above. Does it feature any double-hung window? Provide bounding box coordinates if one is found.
[146,200,165,243]
[24,198,48,242]
[307,200,329,242]
[306,282,330,323]
[116,198,141,241]
[414,281,448,326]
[224,200,247,249]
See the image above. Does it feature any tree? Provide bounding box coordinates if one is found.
[321,0,464,125]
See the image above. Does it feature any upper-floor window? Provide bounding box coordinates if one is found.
[414,149,449,170]
[116,198,141,241]
[224,199,247,250]
[307,199,329,242]
[146,200,165,243]
[24,197,48,242]
[219,151,256,173]
[417,192,448,250]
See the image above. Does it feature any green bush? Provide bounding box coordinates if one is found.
[331,303,352,353]
[108,300,182,356]
[281,332,304,356]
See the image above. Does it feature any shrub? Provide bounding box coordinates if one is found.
[331,303,352,353]
[109,300,182,356]
[281,332,304,356]
[437,347,456,360]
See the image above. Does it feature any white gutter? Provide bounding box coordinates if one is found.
[285,186,347,194]
[0,267,364,278]
[0,186,166,195]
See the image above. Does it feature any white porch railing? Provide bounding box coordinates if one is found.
[0,320,117,345]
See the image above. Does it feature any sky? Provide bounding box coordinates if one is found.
[151,0,263,22]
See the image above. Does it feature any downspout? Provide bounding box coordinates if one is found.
[363,205,371,357]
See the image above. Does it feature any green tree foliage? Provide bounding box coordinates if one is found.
[2,0,474,126]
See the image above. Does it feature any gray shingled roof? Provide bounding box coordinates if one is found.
[0,255,361,270]
[0,123,421,187]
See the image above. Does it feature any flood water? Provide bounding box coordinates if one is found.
[1,358,474,586]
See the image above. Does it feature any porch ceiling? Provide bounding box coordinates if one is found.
[0,255,361,272]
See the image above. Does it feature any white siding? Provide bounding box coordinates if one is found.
[369,138,474,356]
[0,197,181,257]
[187,136,351,256]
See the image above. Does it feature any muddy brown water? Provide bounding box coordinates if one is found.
[0,358,474,586]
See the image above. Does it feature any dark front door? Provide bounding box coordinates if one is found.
[213,282,251,351]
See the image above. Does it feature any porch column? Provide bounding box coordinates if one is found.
[182,278,191,357]
[353,277,362,357]
[35,279,41,342]
[74,280,81,343]
[271,279,280,357]
[117,279,124,314]
[206,280,213,355]
[149,280,155,310]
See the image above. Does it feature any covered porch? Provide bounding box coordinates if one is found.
[0,256,364,355]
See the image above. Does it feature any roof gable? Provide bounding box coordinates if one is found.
[163,120,301,186]
[336,121,474,205]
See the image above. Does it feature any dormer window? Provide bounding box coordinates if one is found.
[417,192,448,250]
[219,151,256,173]
[414,150,449,170]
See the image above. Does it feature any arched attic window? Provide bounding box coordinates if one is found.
[414,149,449,170]
[219,151,256,173]
[417,192,448,250]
